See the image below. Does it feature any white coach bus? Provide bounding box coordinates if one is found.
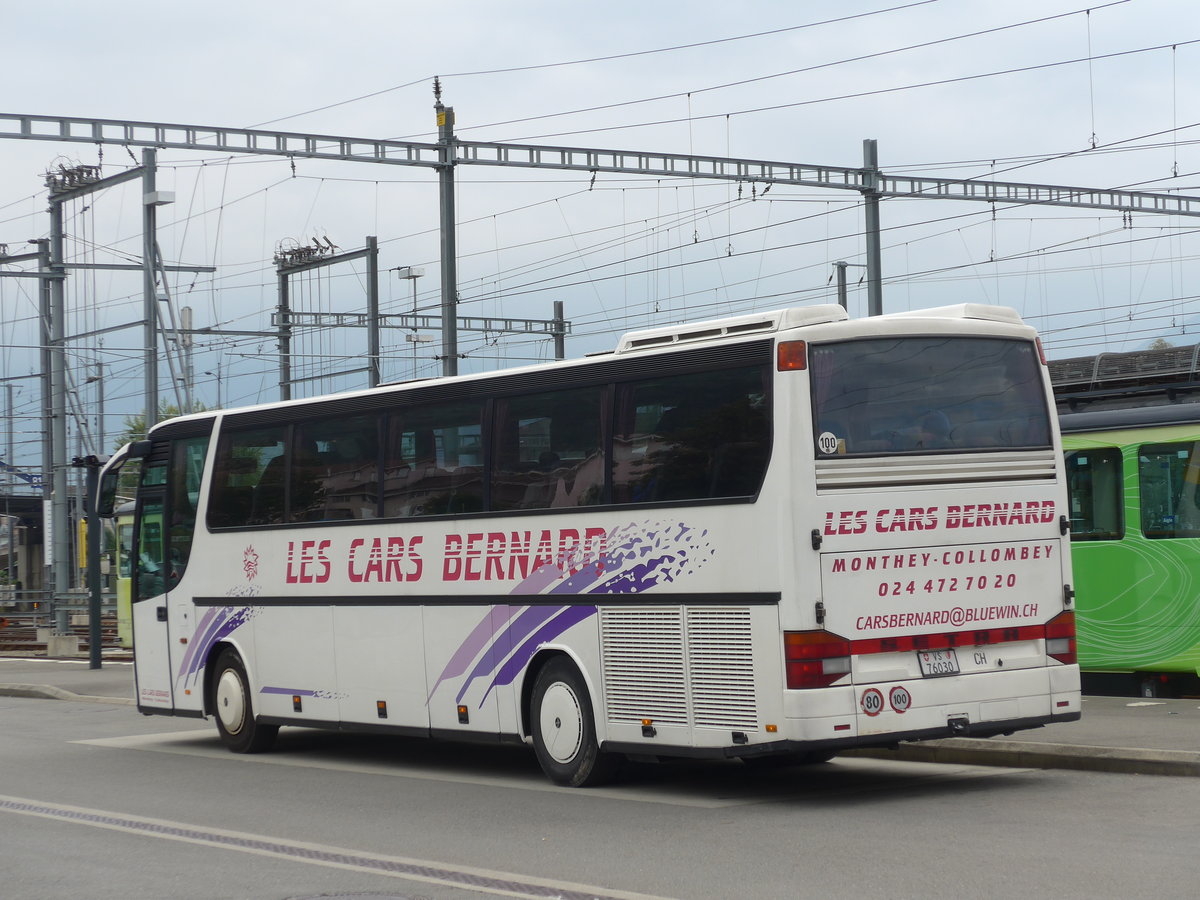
[98,302,1080,786]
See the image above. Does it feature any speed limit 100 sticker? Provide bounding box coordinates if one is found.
[889,685,912,713]
[860,687,884,716]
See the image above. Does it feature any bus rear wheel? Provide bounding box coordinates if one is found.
[212,648,278,753]
[531,657,618,787]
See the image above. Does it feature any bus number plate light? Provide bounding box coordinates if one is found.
[918,649,960,677]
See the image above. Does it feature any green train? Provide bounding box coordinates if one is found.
[1061,403,1200,696]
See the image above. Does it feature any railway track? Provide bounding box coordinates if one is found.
[0,613,130,658]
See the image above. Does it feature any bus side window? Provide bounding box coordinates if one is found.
[382,401,484,517]
[135,495,167,601]
[207,426,286,528]
[1065,448,1123,540]
[491,386,605,511]
[293,414,382,522]
[166,435,210,587]
[613,365,768,504]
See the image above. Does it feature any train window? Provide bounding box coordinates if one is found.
[1138,442,1200,539]
[1065,448,1123,540]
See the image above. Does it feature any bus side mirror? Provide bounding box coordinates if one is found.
[96,441,152,518]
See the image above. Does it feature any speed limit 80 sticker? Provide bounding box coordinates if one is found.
[860,688,884,716]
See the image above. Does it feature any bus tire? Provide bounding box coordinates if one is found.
[531,656,617,787]
[212,648,278,754]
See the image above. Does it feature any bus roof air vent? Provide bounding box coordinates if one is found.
[615,304,847,354]
[883,304,1024,326]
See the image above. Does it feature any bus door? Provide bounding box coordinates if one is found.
[131,442,176,709]
[131,435,210,712]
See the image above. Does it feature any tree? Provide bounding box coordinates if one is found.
[110,401,208,496]
[111,401,208,454]
[1149,338,1175,351]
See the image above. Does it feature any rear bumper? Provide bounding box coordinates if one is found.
[601,665,1081,760]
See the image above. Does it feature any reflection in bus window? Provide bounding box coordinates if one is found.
[208,426,286,528]
[811,337,1051,456]
[1139,442,1200,538]
[1065,448,1123,540]
[382,401,484,517]
[293,415,380,521]
[136,496,167,600]
[492,386,605,511]
[613,366,769,503]
[168,435,210,584]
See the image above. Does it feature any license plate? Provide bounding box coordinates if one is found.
[918,649,960,677]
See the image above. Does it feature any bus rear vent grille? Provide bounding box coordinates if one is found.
[600,606,758,731]
[816,450,1058,490]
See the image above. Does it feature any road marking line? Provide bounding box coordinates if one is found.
[0,792,675,900]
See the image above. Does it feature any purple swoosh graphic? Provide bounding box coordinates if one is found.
[178,605,256,689]
[454,604,559,703]
[427,605,519,701]
[478,604,597,706]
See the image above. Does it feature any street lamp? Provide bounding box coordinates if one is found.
[203,365,222,409]
[396,266,425,379]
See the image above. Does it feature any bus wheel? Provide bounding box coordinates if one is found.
[531,657,617,787]
[212,649,278,754]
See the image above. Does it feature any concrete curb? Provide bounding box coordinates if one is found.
[845,737,1200,777]
[0,683,135,706]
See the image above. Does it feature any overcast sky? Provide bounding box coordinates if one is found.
[2,0,1199,459]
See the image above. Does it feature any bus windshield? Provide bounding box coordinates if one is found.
[811,336,1051,456]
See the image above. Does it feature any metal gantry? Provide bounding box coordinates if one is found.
[6,110,1200,324]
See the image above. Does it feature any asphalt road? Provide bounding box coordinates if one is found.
[3,692,1199,900]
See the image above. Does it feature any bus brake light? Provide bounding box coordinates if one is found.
[784,630,851,689]
[1045,610,1077,664]
[777,340,807,371]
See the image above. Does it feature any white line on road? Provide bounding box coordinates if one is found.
[0,792,677,900]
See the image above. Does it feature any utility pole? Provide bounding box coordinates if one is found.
[277,259,292,401]
[36,238,51,609]
[831,261,866,312]
[397,266,425,379]
[552,301,566,360]
[180,307,194,411]
[861,139,884,317]
[48,184,70,629]
[434,79,460,376]
[367,236,380,387]
[142,148,158,427]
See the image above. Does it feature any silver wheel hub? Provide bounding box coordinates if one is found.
[215,668,247,735]
[539,681,583,764]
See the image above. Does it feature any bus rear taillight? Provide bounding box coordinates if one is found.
[1045,610,1077,664]
[784,630,851,689]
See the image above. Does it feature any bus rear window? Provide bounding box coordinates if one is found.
[811,336,1051,456]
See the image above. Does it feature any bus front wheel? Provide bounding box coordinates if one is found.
[531,657,617,787]
[212,649,278,753]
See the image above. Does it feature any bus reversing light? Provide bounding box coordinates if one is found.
[1045,610,1077,664]
[777,340,807,371]
[784,630,851,689]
